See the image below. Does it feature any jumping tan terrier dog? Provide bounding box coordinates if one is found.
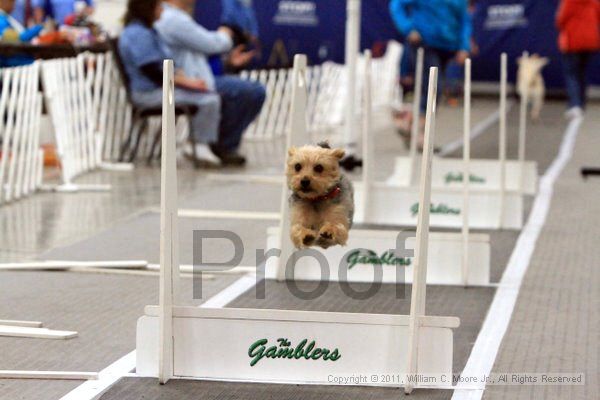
[286,142,354,249]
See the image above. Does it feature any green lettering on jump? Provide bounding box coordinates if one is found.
[248,338,342,366]
[444,172,486,184]
[410,203,461,217]
[346,249,411,269]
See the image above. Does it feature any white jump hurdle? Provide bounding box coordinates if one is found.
[178,53,492,286]
[0,62,44,205]
[136,59,458,392]
[347,56,518,230]
[265,53,490,286]
[388,52,538,196]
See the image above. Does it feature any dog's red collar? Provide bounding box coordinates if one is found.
[306,186,341,202]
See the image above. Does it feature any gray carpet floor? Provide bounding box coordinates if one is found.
[101,377,450,400]
[0,271,239,400]
[2,99,592,400]
[483,107,600,400]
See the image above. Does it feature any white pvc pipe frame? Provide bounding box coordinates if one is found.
[158,58,445,392]
[343,0,361,152]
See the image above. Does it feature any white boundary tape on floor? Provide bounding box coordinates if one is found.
[452,116,584,399]
[134,58,458,391]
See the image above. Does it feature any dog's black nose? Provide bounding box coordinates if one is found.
[301,178,311,188]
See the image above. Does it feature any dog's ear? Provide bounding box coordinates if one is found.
[538,57,549,67]
[288,147,297,157]
[330,148,345,160]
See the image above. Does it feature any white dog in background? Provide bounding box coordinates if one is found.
[516,54,549,121]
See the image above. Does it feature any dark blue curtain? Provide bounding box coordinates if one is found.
[194,0,599,88]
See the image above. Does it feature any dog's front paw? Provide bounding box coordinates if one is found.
[291,225,317,248]
[318,223,348,247]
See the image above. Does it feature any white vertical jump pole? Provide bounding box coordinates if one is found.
[361,50,373,221]
[518,51,528,195]
[405,67,438,394]
[498,53,507,228]
[158,60,181,384]
[409,48,424,185]
[275,55,309,282]
[461,59,471,286]
[343,0,360,154]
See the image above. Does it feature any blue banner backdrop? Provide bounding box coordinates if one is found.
[194,0,599,88]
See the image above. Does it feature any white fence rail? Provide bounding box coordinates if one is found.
[0,62,44,205]
[41,55,100,187]
[240,41,403,142]
[41,53,132,191]
[90,52,133,162]
[1,41,401,198]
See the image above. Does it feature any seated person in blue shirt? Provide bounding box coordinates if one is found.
[155,0,266,166]
[33,0,94,25]
[0,0,43,67]
[119,0,225,168]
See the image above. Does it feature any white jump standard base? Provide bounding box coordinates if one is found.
[388,156,538,195]
[353,181,523,230]
[137,306,457,385]
[265,227,490,286]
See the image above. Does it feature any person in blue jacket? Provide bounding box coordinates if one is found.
[221,0,258,40]
[0,0,43,67]
[33,0,94,25]
[389,0,471,149]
